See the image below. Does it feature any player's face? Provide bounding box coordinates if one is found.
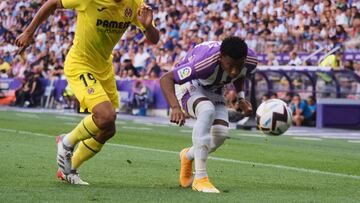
[220,55,247,78]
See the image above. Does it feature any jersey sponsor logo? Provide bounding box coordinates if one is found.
[96,19,131,29]
[124,7,132,18]
[177,66,192,80]
[97,7,107,12]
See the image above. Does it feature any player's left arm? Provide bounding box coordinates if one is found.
[233,77,253,117]
[136,4,159,44]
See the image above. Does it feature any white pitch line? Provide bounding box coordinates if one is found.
[121,126,152,131]
[180,130,193,133]
[55,116,79,121]
[293,137,322,141]
[143,123,169,127]
[237,133,266,138]
[348,140,360,144]
[0,127,359,180]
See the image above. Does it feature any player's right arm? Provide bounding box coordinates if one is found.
[15,0,64,54]
[160,71,186,126]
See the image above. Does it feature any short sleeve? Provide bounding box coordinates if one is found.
[61,0,93,11]
[173,63,197,85]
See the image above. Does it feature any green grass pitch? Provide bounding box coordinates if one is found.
[0,110,359,202]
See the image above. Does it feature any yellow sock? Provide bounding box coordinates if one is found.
[65,115,100,146]
[71,137,103,170]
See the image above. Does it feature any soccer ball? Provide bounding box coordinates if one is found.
[256,99,292,136]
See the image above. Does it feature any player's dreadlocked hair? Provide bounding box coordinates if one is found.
[220,36,248,59]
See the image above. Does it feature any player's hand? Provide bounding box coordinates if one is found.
[137,4,153,29]
[14,31,34,55]
[170,106,187,126]
[238,99,253,117]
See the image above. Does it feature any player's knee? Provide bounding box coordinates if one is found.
[93,109,117,130]
[195,101,216,122]
[106,124,116,138]
[209,125,228,153]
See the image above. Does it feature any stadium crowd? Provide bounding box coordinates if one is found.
[1,0,360,80]
[1,0,360,123]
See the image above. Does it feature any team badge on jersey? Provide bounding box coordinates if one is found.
[177,66,192,80]
[87,88,95,94]
[124,7,132,18]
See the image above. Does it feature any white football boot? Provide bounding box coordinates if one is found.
[57,169,89,185]
[56,135,73,175]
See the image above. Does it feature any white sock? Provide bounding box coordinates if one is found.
[186,147,194,160]
[192,101,215,180]
[194,145,208,179]
[62,133,74,148]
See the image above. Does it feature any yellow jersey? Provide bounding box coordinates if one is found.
[319,54,340,70]
[62,0,145,75]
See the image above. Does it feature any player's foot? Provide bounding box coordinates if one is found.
[179,147,193,187]
[57,169,89,185]
[56,135,73,175]
[192,177,220,193]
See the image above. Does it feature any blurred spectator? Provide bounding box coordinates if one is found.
[344,60,354,71]
[288,51,303,66]
[146,59,161,79]
[290,94,314,126]
[131,80,152,116]
[319,51,343,69]
[270,93,278,99]
[133,44,150,71]
[266,52,279,66]
[283,92,293,105]
[307,95,317,122]
[354,61,360,76]
[0,58,10,76]
[261,94,269,103]
[1,0,360,107]
[62,84,77,109]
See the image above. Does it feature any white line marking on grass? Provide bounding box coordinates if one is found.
[144,123,169,127]
[180,130,192,133]
[16,113,39,119]
[55,116,79,121]
[321,136,360,140]
[348,140,360,143]
[237,133,266,138]
[121,126,152,130]
[293,137,322,141]
[1,127,360,180]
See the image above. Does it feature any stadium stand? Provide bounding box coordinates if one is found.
[1,0,360,127]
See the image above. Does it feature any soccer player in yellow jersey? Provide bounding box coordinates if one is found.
[15,0,159,185]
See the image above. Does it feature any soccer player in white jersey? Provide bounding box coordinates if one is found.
[160,37,257,193]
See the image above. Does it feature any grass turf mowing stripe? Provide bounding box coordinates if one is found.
[292,137,322,141]
[1,127,360,181]
[348,140,360,143]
